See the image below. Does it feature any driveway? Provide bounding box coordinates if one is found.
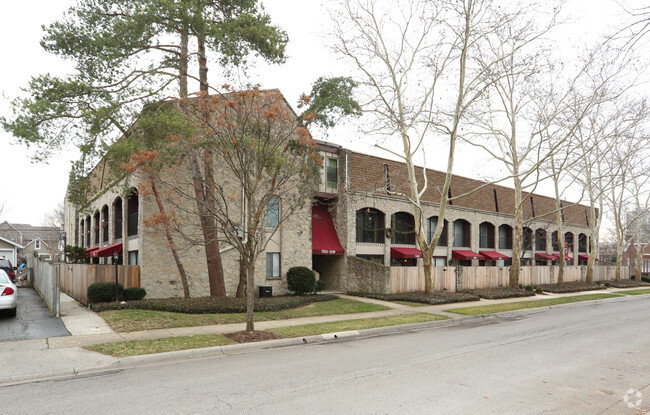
[0,287,70,341]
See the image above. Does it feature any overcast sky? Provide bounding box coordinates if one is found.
[0,0,636,226]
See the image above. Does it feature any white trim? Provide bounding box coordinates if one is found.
[0,235,24,249]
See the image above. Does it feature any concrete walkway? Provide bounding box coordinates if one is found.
[1,287,647,385]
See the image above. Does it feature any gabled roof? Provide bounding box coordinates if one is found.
[0,235,24,249]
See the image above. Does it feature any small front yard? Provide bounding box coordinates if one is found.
[86,312,446,358]
[445,293,621,315]
[99,298,390,332]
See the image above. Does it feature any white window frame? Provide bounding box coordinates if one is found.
[266,252,281,279]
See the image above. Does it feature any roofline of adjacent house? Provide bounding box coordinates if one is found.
[0,235,25,249]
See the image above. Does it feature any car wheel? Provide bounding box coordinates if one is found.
[7,308,16,317]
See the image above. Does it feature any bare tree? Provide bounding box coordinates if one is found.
[331,0,522,293]
[601,102,650,281]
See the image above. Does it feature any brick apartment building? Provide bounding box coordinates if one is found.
[64,90,594,298]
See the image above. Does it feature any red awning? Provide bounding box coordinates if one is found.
[391,247,422,258]
[93,242,123,258]
[84,247,99,256]
[578,254,597,261]
[312,205,344,255]
[479,250,509,260]
[535,253,556,261]
[452,250,485,260]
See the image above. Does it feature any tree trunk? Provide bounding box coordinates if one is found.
[246,259,255,332]
[237,257,246,298]
[150,177,191,298]
[509,184,523,288]
[179,26,188,98]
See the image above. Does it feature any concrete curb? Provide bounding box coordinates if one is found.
[2,291,646,386]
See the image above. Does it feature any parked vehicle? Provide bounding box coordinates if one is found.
[0,270,17,317]
[0,257,16,283]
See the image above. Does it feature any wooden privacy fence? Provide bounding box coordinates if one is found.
[60,264,140,305]
[390,265,629,294]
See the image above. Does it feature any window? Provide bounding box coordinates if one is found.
[35,240,41,250]
[266,253,280,278]
[356,208,385,243]
[535,229,547,251]
[391,212,415,245]
[479,222,495,249]
[552,231,559,251]
[128,251,139,265]
[499,225,513,249]
[427,217,447,247]
[326,158,338,188]
[127,190,139,237]
[265,197,280,228]
[453,220,469,247]
[522,227,533,251]
[114,197,123,240]
[357,255,384,265]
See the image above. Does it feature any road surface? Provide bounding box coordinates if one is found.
[3,295,649,414]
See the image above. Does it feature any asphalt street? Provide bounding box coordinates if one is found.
[0,288,69,341]
[3,295,648,414]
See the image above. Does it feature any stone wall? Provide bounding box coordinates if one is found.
[346,255,391,294]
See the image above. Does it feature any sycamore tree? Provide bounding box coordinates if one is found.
[148,88,326,331]
[601,102,650,281]
[330,0,522,293]
[2,0,288,297]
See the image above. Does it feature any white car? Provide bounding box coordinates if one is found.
[0,269,17,317]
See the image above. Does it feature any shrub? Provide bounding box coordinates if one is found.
[88,282,124,303]
[642,276,650,283]
[287,266,316,295]
[348,291,480,305]
[535,287,543,293]
[524,285,534,291]
[461,288,534,299]
[314,279,326,293]
[124,287,147,301]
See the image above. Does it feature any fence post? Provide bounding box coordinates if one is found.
[455,265,464,291]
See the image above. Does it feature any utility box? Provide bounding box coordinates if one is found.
[258,285,273,298]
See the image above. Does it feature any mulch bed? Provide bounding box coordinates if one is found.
[223,330,282,344]
[606,280,650,288]
[349,291,480,305]
[538,282,605,293]
[461,288,535,299]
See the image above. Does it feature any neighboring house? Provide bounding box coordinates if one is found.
[64,89,595,298]
[621,243,650,275]
[0,221,61,263]
[0,235,24,266]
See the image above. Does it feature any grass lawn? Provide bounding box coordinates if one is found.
[615,288,650,296]
[86,334,233,358]
[269,313,448,338]
[445,293,621,315]
[86,313,447,357]
[99,299,390,332]
[392,301,429,307]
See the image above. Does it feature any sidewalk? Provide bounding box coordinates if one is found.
[1,287,647,385]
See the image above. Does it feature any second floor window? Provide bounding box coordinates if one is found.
[326,158,338,188]
[265,197,280,228]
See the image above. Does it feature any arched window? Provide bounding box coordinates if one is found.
[499,225,513,249]
[427,216,448,247]
[453,219,470,247]
[391,212,415,245]
[552,231,559,251]
[85,215,91,247]
[114,197,123,240]
[522,227,533,251]
[101,205,109,243]
[578,233,588,252]
[93,211,100,245]
[356,208,385,244]
[565,232,574,252]
[127,189,139,237]
[535,229,547,251]
[479,222,495,249]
